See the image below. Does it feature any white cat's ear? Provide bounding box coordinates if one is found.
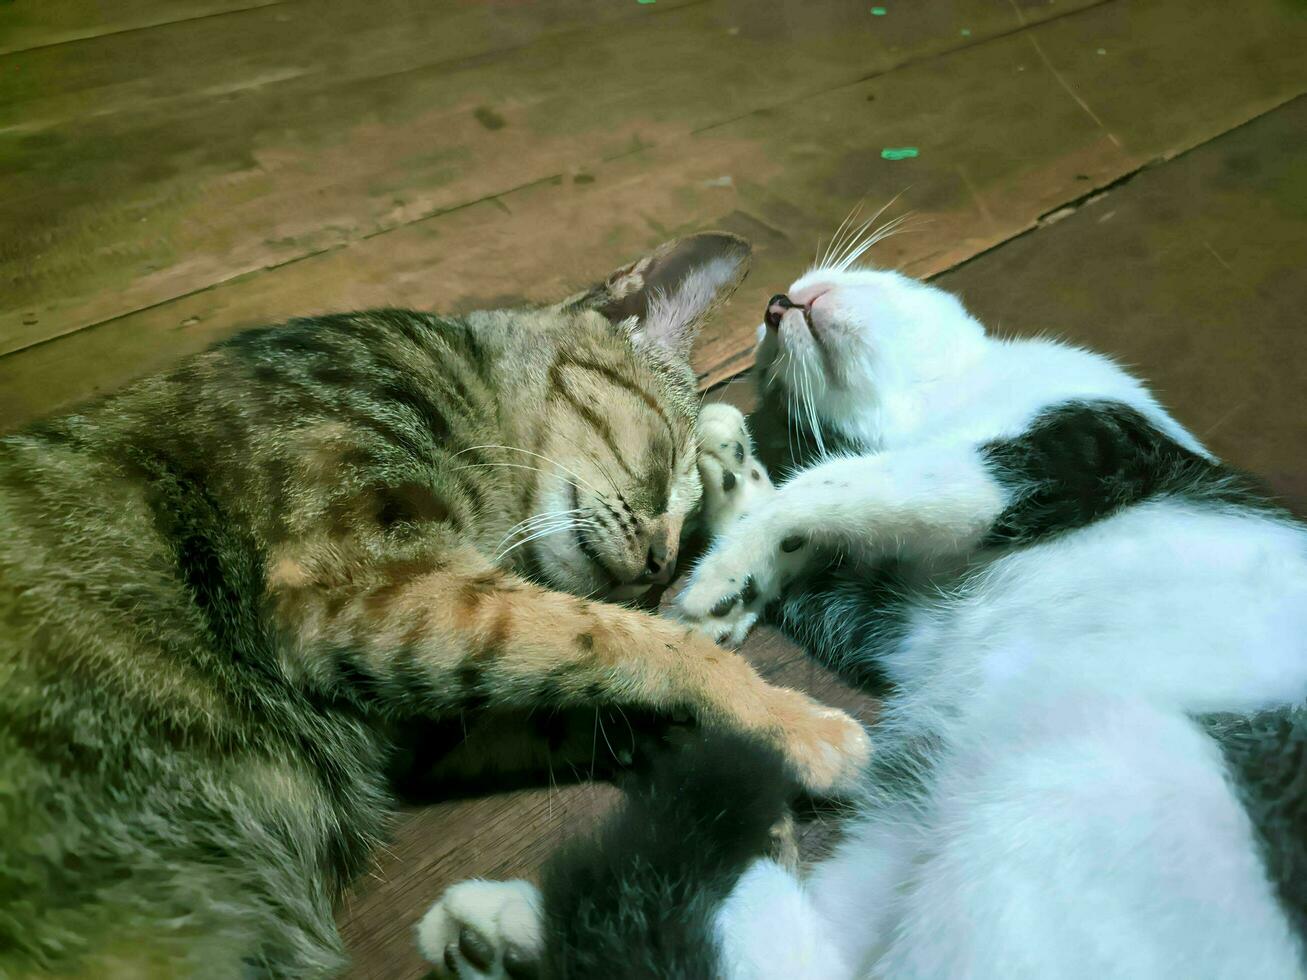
[577,233,752,360]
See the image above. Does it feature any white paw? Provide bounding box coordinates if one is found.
[674,526,808,645]
[696,403,775,538]
[417,879,544,979]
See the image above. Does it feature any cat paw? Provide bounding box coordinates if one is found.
[417,879,543,979]
[696,403,775,538]
[763,686,873,796]
[675,525,809,645]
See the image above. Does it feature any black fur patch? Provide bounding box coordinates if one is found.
[982,400,1275,546]
[750,371,869,480]
[330,647,386,703]
[767,559,913,695]
[1203,705,1307,938]
[540,731,796,978]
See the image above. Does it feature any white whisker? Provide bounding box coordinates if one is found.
[831,193,893,270]
[840,211,918,270]
[821,200,865,269]
[831,191,911,271]
[496,507,586,547]
[456,461,586,495]
[495,518,599,562]
[453,444,602,495]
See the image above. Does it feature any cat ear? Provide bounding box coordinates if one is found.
[579,233,752,359]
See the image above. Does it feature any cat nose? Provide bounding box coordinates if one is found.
[765,294,796,330]
[640,535,678,586]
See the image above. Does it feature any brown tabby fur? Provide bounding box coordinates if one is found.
[0,235,864,977]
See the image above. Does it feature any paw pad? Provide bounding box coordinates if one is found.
[738,575,759,606]
[458,926,494,971]
[710,593,739,617]
[695,403,776,540]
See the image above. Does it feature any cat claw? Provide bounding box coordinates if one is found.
[418,880,544,980]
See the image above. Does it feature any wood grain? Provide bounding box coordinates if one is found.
[4,0,1305,428]
[0,0,287,56]
[2,0,1099,356]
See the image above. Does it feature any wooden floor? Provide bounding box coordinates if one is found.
[4,1,1306,975]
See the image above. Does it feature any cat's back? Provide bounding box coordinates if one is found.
[0,306,500,756]
[0,310,483,973]
[916,335,1199,454]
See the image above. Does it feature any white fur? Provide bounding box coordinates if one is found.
[713,859,852,978]
[677,445,1006,642]
[417,878,543,979]
[692,267,1307,977]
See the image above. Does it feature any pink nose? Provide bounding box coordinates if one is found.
[790,284,833,308]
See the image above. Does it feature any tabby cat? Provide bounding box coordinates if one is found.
[0,233,868,978]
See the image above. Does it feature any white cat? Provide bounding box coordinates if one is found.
[421,261,1307,979]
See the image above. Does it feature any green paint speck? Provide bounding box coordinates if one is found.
[960,27,971,36]
[870,6,887,14]
[881,147,919,160]
[637,0,656,4]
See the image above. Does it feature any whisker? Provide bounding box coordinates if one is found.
[831,191,909,270]
[821,199,864,269]
[551,427,623,497]
[797,357,825,458]
[805,364,824,458]
[829,198,895,270]
[595,710,619,765]
[453,444,602,495]
[456,461,585,495]
[495,507,589,550]
[830,214,877,271]
[495,520,593,562]
[840,214,914,270]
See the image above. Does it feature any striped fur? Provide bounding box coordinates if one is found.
[0,235,869,977]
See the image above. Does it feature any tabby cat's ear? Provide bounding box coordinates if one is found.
[578,233,752,360]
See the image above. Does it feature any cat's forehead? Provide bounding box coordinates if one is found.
[470,302,699,435]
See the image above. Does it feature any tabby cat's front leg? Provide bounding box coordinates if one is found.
[268,541,869,796]
[677,444,1006,643]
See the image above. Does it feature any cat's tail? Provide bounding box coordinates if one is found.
[539,729,798,979]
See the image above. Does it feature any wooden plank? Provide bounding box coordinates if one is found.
[3,0,1304,428]
[936,98,1307,513]
[0,0,701,132]
[0,0,1104,354]
[0,0,287,56]
[336,92,1307,978]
